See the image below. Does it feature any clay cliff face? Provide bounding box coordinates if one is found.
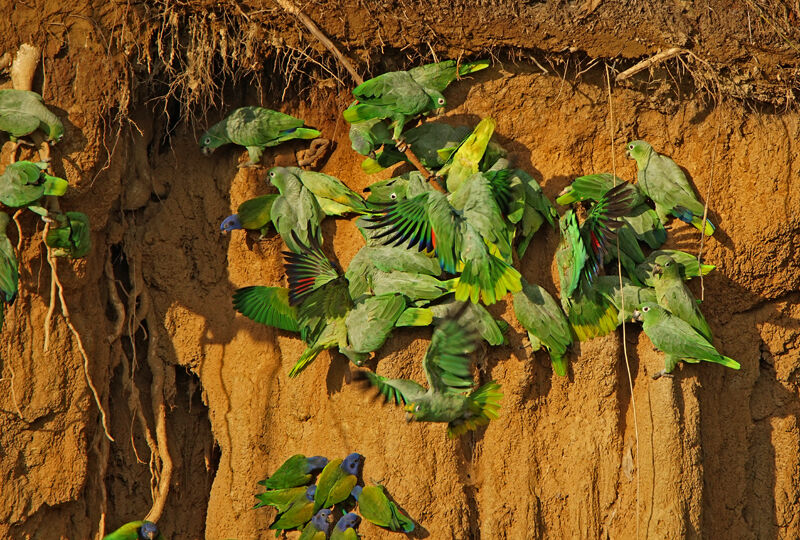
[1,1,799,539]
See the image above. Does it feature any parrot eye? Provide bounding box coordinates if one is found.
[642,306,650,312]
[204,137,211,145]
[269,171,276,178]
[628,144,634,149]
[415,405,420,411]
[390,193,397,200]
[437,97,445,105]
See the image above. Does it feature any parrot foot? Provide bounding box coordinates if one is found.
[395,140,408,153]
[651,370,674,380]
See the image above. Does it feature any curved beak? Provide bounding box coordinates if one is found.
[632,309,642,322]
[202,147,214,156]
[652,264,663,275]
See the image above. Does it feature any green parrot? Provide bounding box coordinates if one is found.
[626,140,715,235]
[555,183,635,340]
[0,161,68,216]
[593,275,657,324]
[427,298,508,346]
[254,485,311,511]
[348,117,394,157]
[270,485,318,531]
[360,309,503,437]
[0,212,19,312]
[344,244,444,298]
[298,509,334,540]
[267,166,324,253]
[505,169,558,257]
[0,89,64,143]
[360,121,472,174]
[199,106,320,165]
[45,211,91,258]
[438,117,497,192]
[512,279,573,376]
[557,173,666,250]
[351,484,414,533]
[220,194,277,236]
[652,254,712,341]
[102,521,164,540]
[343,59,489,142]
[635,249,716,287]
[364,172,521,305]
[259,454,329,490]
[362,171,433,204]
[284,167,375,216]
[632,302,740,379]
[314,453,364,511]
[330,512,361,540]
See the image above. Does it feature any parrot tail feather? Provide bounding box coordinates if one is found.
[285,127,321,140]
[454,257,521,305]
[550,353,568,377]
[717,355,741,370]
[457,59,491,76]
[288,344,325,377]
[555,189,580,206]
[43,175,69,197]
[700,263,716,276]
[568,298,619,342]
[448,381,502,438]
[361,157,387,174]
[343,104,384,123]
[691,214,715,236]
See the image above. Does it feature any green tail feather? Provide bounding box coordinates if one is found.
[454,258,521,305]
[448,381,502,438]
[692,215,715,236]
[457,59,491,76]
[291,127,321,140]
[568,297,619,341]
[361,157,386,174]
[550,354,568,377]
[43,175,68,196]
[555,189,579,205]
[288,344,325,377]
[701,264,715,276]
[343,104,384,123]
[716,355,741,370]
[395,307,433,327]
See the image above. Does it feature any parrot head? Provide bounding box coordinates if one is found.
[49,121,64,143]
[307,455,329,471]
[137,521,160,540]
[304,484,317,501]
[220,214,243,233]
[426,90,447,113]
[266,166,295,192]
[311,509,334,530]
[652,254,679,278]
[404,401,434,422]
[336,513,361,531]
[341,452,364,475]
[363,176,408,203]
[631,302,658,323]
[625,140,653,168]
[349,485,363,500]
[199,124,229,155]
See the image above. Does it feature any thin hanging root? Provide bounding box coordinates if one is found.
[697,123,721,302]
[93,423,111,540]
[615,48,684,82]
[42,226,57,352]
[142,296,173,524]
[12,210,23,251]
[46,245,114,441]
[105,254,126,343]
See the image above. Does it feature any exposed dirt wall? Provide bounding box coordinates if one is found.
[1,1,799,539]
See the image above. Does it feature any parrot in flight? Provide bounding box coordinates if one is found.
[260,454,329,490]
[0,89,64,144]
[102,521,164,540]
[363,172,521,305]
[314,453,364,511]
[0,161,68,216]
[199,106,320,166]
[351,484,415,533]
[651,254,712,341]
[267,166,324,253]
[512,278,573,376]
[220,194,277,236]
[298,509,334,540]
[269,485,318,531]
[0,212,18,330]
[626,140,715,235]
[330,512,361,540]
[359,307,503,437]
[45,211,91,258]
[632,303,739,379]
[343,59,489,144]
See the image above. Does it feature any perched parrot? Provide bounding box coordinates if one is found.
[364,172,521,305]
[284,167,375,215]
[254,485,311,511]
[626,140,715,235]
[348,117,394,157]
[359,309,503,437]
[0,89,64,143]
[555,183,635,340]
[593,275,657,324]
[635,249,715,287]
[260,454,329,490]
[267,166,324,253]
[557,173,666,250]
[351,484,415,533]
[102,521,164,540]
[504,169,558,257]
[632,303,739,379]
[298,509,334,540]
[0,161,68,216]
[45,211,91,258]
[652,254,712,341]
[330,512,361,540]
[220,194,277,236]
[512,279,573,376]
[438,117,497,192]
[362,171,432,204]
[199,106,320,165]
[314,453,364,511]
[0,212,19,310]
[343,59,489,142]
[270,485,317,531]
[360,121,472,174]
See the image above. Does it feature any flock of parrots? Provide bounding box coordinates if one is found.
[0,57,740,540]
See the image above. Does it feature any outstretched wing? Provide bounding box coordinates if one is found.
[422,310,478,394]
[359,371,426,406]
[232,286,300,333]
[580,182,636,284]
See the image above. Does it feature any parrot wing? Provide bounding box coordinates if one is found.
[422,311,477,394]
[232,286,300,333]
[512,279,572,375]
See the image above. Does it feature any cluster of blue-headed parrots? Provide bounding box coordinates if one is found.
[211,58,738,445]
[254,453,413,538]
[0,88,92,329]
